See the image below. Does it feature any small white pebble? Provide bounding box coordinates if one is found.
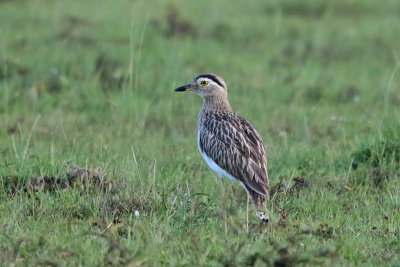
[330,115,346,122]
[134,210,140,216]
[279,131,287,137]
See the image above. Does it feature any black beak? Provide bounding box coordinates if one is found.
[174,84,192,92]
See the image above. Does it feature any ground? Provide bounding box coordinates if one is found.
[1,0,400,266]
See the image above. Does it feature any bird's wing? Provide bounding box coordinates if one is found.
[199,111,269,198]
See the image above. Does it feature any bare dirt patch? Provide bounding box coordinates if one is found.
[2,164,111,195]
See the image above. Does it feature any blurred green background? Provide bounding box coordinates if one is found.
[1,0,400,265]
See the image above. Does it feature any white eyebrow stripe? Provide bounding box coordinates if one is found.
[197,77,213,85]
[196,74,224,87]
[197,77,212,82]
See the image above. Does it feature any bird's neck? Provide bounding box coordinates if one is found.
[201,95,232,114]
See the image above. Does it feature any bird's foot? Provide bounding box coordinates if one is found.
[256,211,269,223]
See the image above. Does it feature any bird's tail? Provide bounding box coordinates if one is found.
[248,189,269,222]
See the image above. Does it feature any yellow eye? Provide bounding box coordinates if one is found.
[200,80,209,86]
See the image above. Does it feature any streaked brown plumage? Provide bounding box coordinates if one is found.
[174,73,270,222]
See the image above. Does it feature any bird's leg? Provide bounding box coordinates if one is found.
[246,195,249,233]
[215,177,228,234]
[223,182,227,235]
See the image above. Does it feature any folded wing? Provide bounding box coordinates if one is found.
[199,111,270,198]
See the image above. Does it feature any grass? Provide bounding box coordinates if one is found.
[1,0,400,265]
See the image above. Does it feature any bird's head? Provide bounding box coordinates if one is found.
[174,73,227,99]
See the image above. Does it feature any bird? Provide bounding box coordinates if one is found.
[174,73,270,222]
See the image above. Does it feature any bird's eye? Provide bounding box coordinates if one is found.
[200,80,209,86]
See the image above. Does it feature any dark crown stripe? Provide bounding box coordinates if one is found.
[196,74,224,87]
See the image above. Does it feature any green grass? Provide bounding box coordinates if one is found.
[1,0,400,265]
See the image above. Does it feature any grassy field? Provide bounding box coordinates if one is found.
[1,0,400,266]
